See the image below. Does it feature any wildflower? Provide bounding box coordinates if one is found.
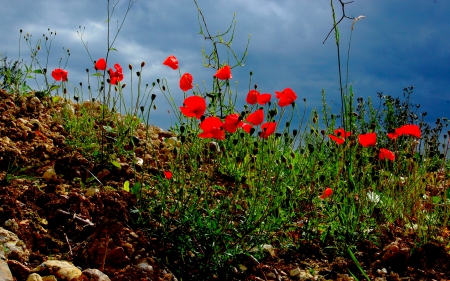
[164,171,172,179]
[240,122,252,133]
[223,113,243,133]
[259,122,277,138]
[246,90,259,105]
[180,96,206,119]
[379,148,395,161]
[397,124,421,138]
[275,88,297,107]
[109,63,124,85]
[246,109,264,126]
[51,68,68,81]
[163,55,178,70]
[198,117,225,140]
[320,188,333,199]
[388,124,421,140]
[329,128,351,145]
[214,65,232,80]
[180,73,193,91]
[94,58,107,71]
[257,93,272,105]
[246,90,272,105]
[358,132,377,147]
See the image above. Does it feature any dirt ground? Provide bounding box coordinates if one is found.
[1,89,449,280]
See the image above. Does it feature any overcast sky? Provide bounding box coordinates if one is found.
[1,0,449,131]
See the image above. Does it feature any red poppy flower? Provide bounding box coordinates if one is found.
[51,68,68,81]
[257,93,272,105]
[164,171,172,179]
[109,63,124,85]
[275,88,297,107]
[223,113,243,133]
[163,55,178,70]
[246,90,259,105]
[320,188,333,199]
[379,148,395,161]
[387,132,400,140]
[94,58,107,71]
[246,109,264,126]
[240,123,252,133]
[397,124,421,138]
[329,128,351,145]
[180,96,206,119]
[214,65,232,80]
[180,73,193,92]
[198,117,225,140]
[259,122,277,139]
[358,133,377,147]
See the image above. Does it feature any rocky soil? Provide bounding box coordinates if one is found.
[0,89,449,281]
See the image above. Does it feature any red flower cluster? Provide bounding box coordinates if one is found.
[51,68,68,81]
[328,124,420,162]
[93,58,124,85]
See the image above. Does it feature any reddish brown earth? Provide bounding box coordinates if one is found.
[1,89,450,281]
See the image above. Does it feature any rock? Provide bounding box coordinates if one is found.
[107,247,130,267]
[0,227,30,263]
[26,273,43,281]
[7,259,31,281]
[0,258,14,281]
[82,268,111,281]
[289,267,301,277]
[136,260,153,272]
[32,260,82,281]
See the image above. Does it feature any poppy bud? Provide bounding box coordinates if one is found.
[200,115,206,122]
[290,152,295,159]
[249,127,255,135]
[291,102,296,108]
[140,106,144,113]
[253,141,258,148]
[43,68,47,74]
[151,94,156,101]
[249,71,253,76]
[252,148,258,155]
[92,98,95,102]
[86,68,89,73]
[156,79,160,84]
[74,96,79,102]
[20,29,22,33]
[308,144,314,153]
[141,61,145,67]
[129,64,132,70]
[122,83,126,89]
[88,86,91,90]
[240,132,245,138]
[181,135,186,143]
[136,71,140,77]
[293,130,298,136]
[233,139,238,146]
[162,86,166,91]
[180,125,185,133]
[100,86,104,92]
[254,84,258,89]
[63,88,67,94]
[285,122,290,127]
[281,156,287,163]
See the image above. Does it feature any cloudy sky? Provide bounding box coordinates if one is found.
[1,0,449,131]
